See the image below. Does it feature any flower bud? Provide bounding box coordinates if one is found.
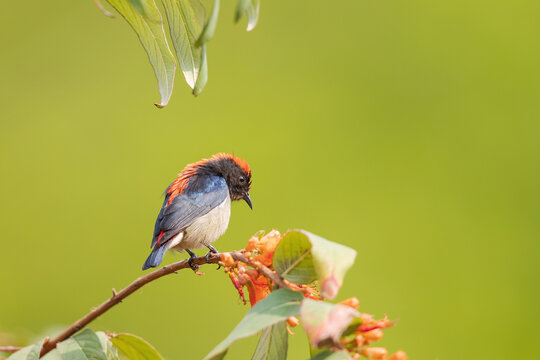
[354,334,365,347]
[286,316,299,327]
[246,237,259,251]
[245,268,259,279]
[363,328,383,342]
[260,230,282,253]
[362,347,387,359]
[338,297,360,309]
[220,253,235,267]
[387,351,408,360]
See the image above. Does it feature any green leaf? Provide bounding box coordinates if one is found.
[161,0,205,90]
[7,343,40,360]
[341,316,362,337]
[251,321,288,360]
[96,332,118,359]
[235,0,250,22]
[273,231,317,285]
[300,299,359,349]
[204,289,303,360]
[128,0,162,23]
[310,350,351,360]
[274,230,356,299]
[273,230,356,299]
[245,0,260,31]
[40,330,115,360]
[308,341,324,358]
[196,0,220,46]
[192,44,208,96]
[307,230,356,299]
[109,333,164,360]
[56,328,110,360]
[106,0,176,108]
[40,350,63,360]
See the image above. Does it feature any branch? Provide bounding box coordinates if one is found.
[35,250,286,357]
[0,346,22,353]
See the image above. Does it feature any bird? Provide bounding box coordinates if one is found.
[142,153,252,270]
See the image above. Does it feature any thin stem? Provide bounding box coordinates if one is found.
[0,346,22,353]
[31,250,287,357]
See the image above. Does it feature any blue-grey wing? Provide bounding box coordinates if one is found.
[151,176,228,248]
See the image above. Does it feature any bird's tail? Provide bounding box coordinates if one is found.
[142,243,169,270]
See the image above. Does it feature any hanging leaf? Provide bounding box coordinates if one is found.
[300,299,359,349]
[196,0,220,46]
[245,0,260,31]
[251,322,288,360]
[161,0,205,90]
[93,0,115,18]
[109,333,164,360]
[273,230,357,299]
[204,289,303,360]
[128,0,162,23]
[106,0,176,108]
[192,44,208,96]
[235,0,250,22]
[310,350,351,360]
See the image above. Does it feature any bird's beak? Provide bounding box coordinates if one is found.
[243,193,253,210]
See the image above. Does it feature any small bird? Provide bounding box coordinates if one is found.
[142,153,252,270]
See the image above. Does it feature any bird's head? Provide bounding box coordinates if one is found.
[197,153,253,209]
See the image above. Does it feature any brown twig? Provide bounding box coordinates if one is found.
[0,346,22,353]
[34,251,286,357]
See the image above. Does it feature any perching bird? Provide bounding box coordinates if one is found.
[142,153,252,270]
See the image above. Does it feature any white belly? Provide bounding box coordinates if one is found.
[169,195,231,251]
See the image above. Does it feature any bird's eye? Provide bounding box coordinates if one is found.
[239,176,245,183]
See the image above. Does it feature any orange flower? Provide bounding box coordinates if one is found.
[287,282,322,300]
[286,316,299,327]
[228,273,246,305]
[362,347,387,359]
[339,297,360,309]
[358,314,393,332]
[254,230,281,266]
[220,253,235,267]
[363,329,383,342]
[387,351,408,360]
[245,237,259,251]
[246,275,270,306]
[354,334,365,347]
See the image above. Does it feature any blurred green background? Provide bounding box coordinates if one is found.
[1,0,539,359]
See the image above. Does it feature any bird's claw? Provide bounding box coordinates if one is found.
[186,249,199,272]
[205,245,221,270]
[187,257,200,272]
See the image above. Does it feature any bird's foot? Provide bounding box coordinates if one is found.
[205,245,221,270]
[185,249,200,272]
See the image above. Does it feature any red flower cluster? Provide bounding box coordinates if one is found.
[221,230,320,306]
[338,298,407,360]
[220,231,406,359]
